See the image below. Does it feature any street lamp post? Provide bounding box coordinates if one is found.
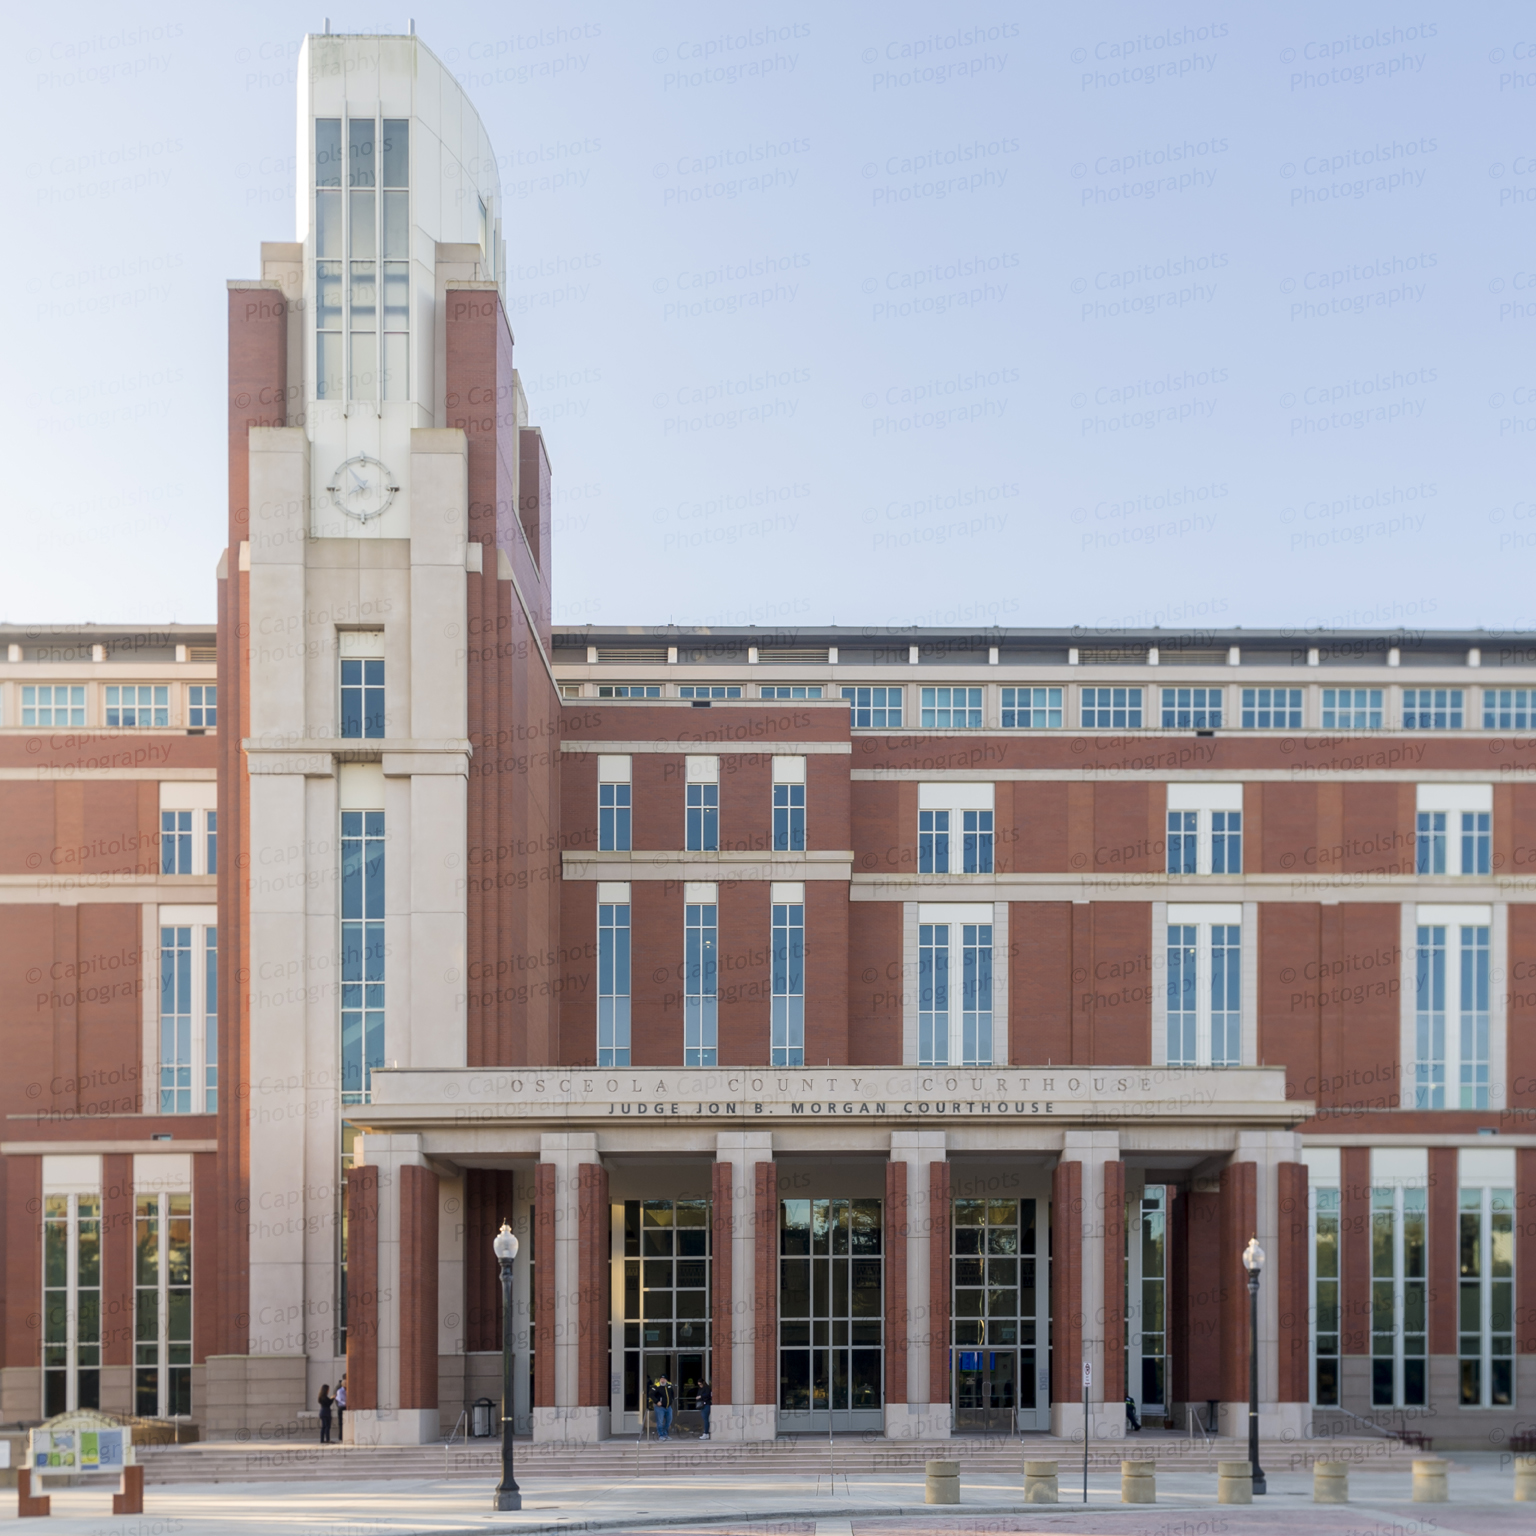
[1241,1236,1266,1496]
[493,1221,522,1512]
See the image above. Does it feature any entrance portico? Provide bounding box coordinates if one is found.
[346,1066,1312,1444]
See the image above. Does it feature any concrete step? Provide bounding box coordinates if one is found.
[139,1434,1423,1484]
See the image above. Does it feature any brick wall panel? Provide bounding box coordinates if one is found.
[1050,1160,1082,1403]
[558,880,598,1066]
[719,880,769,1065]
[1183,1190,1222,1401]
[633,754,683,851]
[345,1166,379,1411]
[803,882,849,1066]
[1009,902,1071,1065]
[848,901,901,1064]
[1088,904,1151,1063]
[806,752,850,852]
[711,1163,733,1405]
[1340,1147,1370,1356]
[1341,782,1414,874]
[630,881,683,1066]
[720,754,772,852]
[1259,903,1321,1102]
[1218,1160,1256,1403]
[885,1161,907,1404]
[1093,783,1158,874]
[1259,783,1317,874]
[1277,1161,1309,1402]
[399,1164,439,1410]
[1012,782,1068,873]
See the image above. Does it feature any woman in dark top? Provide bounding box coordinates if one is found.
[318,1383,334,1444]
[697,1378,712,1440]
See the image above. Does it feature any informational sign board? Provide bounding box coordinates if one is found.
[30,1423,130,1476]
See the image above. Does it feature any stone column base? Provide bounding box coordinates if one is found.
[710,1405,776,1441]
[1050,1401,1127,1439]
[1217,1400,1308,1439]
[202,1354,308,1439]
[884,1402,952,1439]
[349,1408,440,1445]
[532,1406,610,1443]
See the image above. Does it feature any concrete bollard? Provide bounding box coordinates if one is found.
[1122,1460,1156,1503]
[926,1459,960,1505]
[1514,1456,1536,1501]
[1412,1458,1449,1503]
[1024,1459,1059,1503]
[1217,1461,1254,1504]
[1313,1461,1350,1503]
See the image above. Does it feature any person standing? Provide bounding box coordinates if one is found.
[649,1375,673,1440]
[335,1376,347,1443]
[696,1378,712,1440]
[318,1383,334,1444]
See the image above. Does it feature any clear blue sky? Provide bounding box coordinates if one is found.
[1,3,1524,633]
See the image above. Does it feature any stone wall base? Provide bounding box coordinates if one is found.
[202,1354,307,1439]
[532,1406,609,1443]
[884,1402,953,1439]
[349,1407,440,1445]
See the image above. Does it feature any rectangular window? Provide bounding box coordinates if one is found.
[761,685,823,699]
[106,686,169,728]
[134,1191,192,1419]
[315,119,343,397]
[206,811,218,877]
[678,685,742,699]
[42,1192,101,1416]
[1458,1185,1514,1407]
[1321,688,1382,729]
[341,810,386,1104]
[599,782,632,851]
[919,810,949,873]
[598,897,631,1068]
[1414,919,1490,1109]
[1001,686,1062,728]
[684,899,718,1066]
[598,684,661,698]
[921,687,982,728]
[340,659,385,739]
[918,921,993,1066]
[161,811,192,875]
[1167,811,1197,875]
[1166,917,1241,1066]
[1417,787,1492,876]
[1241,687,1302,729]
[1483,688,1534,730]
[686,783,719,850]
[1312,1186,1340,1406]
[843,685,902,728]
[187,685,217,728]
[204,926,218,1113]
[772,899,805,1067]
[622,1198,713,1417]
[1161,687,1222,729]
[1166,787,1242,875]
[773,783,806,851]
[1081,686,1142,728]
[158,921,215,1115]
[21,685,86,727]
[1370,1185,1427,1407]
[962,810,993,873]
[1403,688,1463,730]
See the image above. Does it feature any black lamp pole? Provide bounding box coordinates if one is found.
[494,1221,522,1512]
[1243,1236,1266,1496]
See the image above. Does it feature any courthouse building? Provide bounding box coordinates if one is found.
[1,31,1533,1451]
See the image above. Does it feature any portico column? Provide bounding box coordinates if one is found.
[1051,1129,1123,1439]
[714,1131,774,1440]
[533,1132,607,1442]
[886,1130,949,1439]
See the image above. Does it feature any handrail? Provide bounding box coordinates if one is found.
[1311,1405,1394,1441]
[1186,1405,1214,1472]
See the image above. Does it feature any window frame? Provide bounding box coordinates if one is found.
[1162,906,1244,1067]
[157,914,217,1115]
[1402,687,1463,730]
[684,893,718,1067]
[771,893,805,1067]
[597,887,631,1067]
[1001,686,1062,729]
[1321,687,1382,730]
[1160,686,1223,730]
[1239,687,1302,730]
[843,685,903,729]
[1080,686,1143,729]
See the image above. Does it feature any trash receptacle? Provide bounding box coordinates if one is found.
[471,1398,496,1438]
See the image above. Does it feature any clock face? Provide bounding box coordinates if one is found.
[326,454,398,523]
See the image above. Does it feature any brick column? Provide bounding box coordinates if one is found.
[533,1163,556,1413]
[1050,1159,1082,1420]
[1052,1130,1121,1438]
[1102,1160,1126,1408]
[1276,1161,1309,1404]
[577,1162,609,1409]
[100,1154,133,1413]
[1340,1146,1371,1363]
[1218,1159,1256,1412]
[710,1162,733,1408]
[346,1166,379,1412]
[753,1161,776,1415]
[1428,1146,1458,1356]
[884,1161,908,1408]
[399,1165,439,1413]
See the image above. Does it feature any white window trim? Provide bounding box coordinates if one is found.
[1153,902,1251,1068]
[152,906,217,1116]
[918,782,994,810]
[772,755,806,785]
[1402,903,1505,1110]
[597,754,632,783]
[1415,782,1493,877]
[685,755,719,784]
[159,783,218,876]
[906,901,1004,1066]
[1165,783,1243,875]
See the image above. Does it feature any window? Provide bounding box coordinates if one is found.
[686,756,719,851]
[1081,687,1142,728]
[1001,686,1061,728]
[772,888,805,1067]
[598,755,631,852]
[1416,786,1492,876]
[919,811,950,873]
[1458,1180,1514,1407]
[341,810,386,1104]
[559,683,582,699]
[340,659,385,738]
[952,1198,1039,1414]
[315,116,409,403]
[106,686,168,727]
[206,812,218,877]
[187,685,217,728]
[621,1199,711,1418]
[761,685,822,699]
[1403,688,1463,730]
[598,685,661,698]
[1483,688,1535,730]
[1312,1184,1340,1405]
[918,914,993,1066]
[1321,688,1382,729]
[1165,785,1242,875]
[843,685,902,728]
[1166,908,1241,1066]
[159,921,216,1113]
[684,890,718,1066]
[598,888,630,1067]
[1370,1184,1427,1406]
[678,685,742,699]
[22,684,86,727]
[918,784,993,874]
[1241,687,1302,729]
[773,757,806,851]
[161,787,217,875]
[921,687,982,728]
[1161,687,1222,729]
[43,1191,101,1415]
[135,1191,192,1418]
[1414,911,1491,1109]
[161,812,192,875]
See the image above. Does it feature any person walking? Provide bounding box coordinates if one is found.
[696,1378,712,1440]
[1124,1393,1142,1432]
[318,1383,334,1444]
[335,1376,347,1443]
[648,1375,674,1441]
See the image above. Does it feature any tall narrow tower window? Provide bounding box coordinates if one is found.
[315,119,343,398]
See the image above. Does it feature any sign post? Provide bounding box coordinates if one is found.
[1081,1360,1091,1503]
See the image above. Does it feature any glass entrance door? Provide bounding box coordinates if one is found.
[955,1347,1016,1431]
